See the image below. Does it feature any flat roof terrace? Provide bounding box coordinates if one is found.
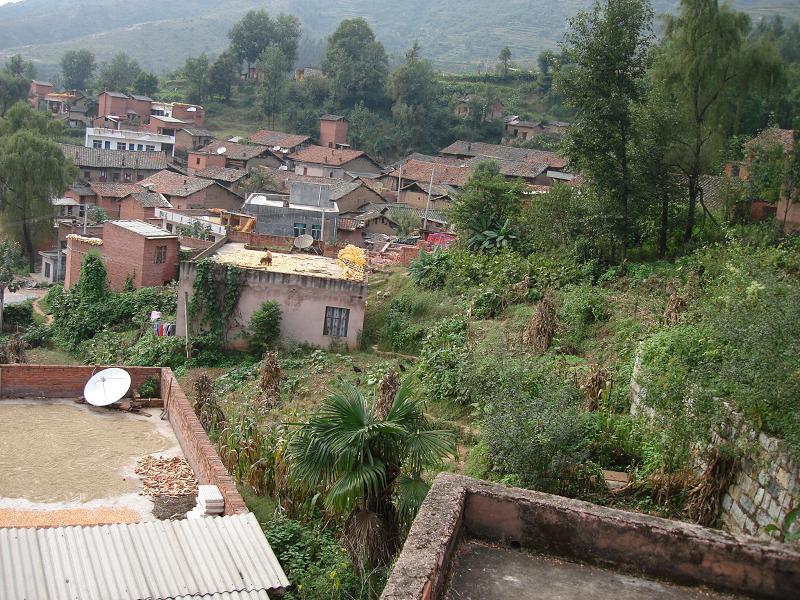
[0,400,185,528]
[381,474,800,600]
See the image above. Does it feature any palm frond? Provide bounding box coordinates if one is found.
[394,474,431,529]
[404,428,456,476]
[325,460,387,513]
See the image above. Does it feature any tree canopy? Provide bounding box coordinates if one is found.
[96,52,142,92]
[60,49,96,91]
[228,10,301,68]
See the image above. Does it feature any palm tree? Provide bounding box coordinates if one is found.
[288,380,454,567]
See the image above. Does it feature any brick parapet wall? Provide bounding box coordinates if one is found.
[160,368,248,515]
[382,473,800,600]
[0,364,161,398]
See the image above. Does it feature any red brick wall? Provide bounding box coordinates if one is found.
[204,184,243,211]
[320,119,348,148]
[102,222,179,289]
[160,369,248,515]
[118,198,153,221]
[95,194,122,218]
[65,236,100,289]
[0,365,161,398]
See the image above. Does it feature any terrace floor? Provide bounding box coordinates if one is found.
[445,540,741,600]
[0,399,188,527]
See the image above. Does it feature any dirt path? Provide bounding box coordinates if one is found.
[31,292,53,325]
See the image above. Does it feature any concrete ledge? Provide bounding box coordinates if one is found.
[381,473,800,600]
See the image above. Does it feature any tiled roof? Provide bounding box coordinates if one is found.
[388,159,472,187]
[440,140,567,168]
[139,170,215,197]
[745,128,796,155]
[320,114,347,121]
[61,144,168,170]
[289,145,366,166]
[127,192,172,208]
[248,129,310,149]
[196,166,248,183]
[180,127,214,137]
[199,141,271,161]
[465,156,548,180]
[700,175,747,211]
[89,182,144,198]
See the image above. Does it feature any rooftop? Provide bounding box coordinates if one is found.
[199,140,271,161]
[212,243,356,280]
[109,219,178,238]
[127,191,172,208]
[139,170,216,197]
[389,159,472,187]
[745,128,796,155]
[440,140,568,169]
[248,129,310,149]
[89,182,144,198]
[289,145,366,166]
[61,144,168,171]
[195,166,248,183]
[382,473,800,600]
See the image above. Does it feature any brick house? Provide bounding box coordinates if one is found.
[28,80,54,109]
[61,144,168,184]
[289,146,382,179]
[139,170,243,211]
[65,220,179,290]
[87,182,144,218]
[190,141,284,172]
[118,191,172,221]
[175,128,215,154]
[319,115,349,148]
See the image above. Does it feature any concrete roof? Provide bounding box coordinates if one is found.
[0,513,289,599]
[109,220,177,238]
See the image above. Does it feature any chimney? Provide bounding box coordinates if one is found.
[320,115,348,149]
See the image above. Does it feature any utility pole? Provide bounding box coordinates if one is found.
[423,166,435,233]
[397,165,403,203]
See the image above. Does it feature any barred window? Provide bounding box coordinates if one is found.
[155,245,167,264]
[324,307,350,338]
[293,222,307,237]
[311,224,321,240]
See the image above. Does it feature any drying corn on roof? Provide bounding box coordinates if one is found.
[212,243,366,282]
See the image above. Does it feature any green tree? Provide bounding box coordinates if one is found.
[209,51,240,101]
[388,43,439,151]
[288,381,453,566]
[498,46,512,76]
[228,10,301,70]
[557,0,653,260]
[0,239,21,333]
[246,301,282,354]
[97,53,141,92]
[256,47,288,129]
[323,18,389,109]
[0,74,28,117]
[132,72,159,97]
[449,160,525,241]
[779,127,799,232]
[0,105,76,270]
[656,0,784,241]
[389,208,421,236]
[60,50,96,90]
[4,55,34,79]
[182,54,210,103]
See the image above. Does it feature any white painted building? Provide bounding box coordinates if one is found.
[85,127,175,156]
[155,208,227,241]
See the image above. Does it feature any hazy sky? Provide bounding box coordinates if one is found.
[0,0,21,5]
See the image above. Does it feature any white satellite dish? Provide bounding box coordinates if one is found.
[84,368,132,407]
[294,234,314,249]
[216,146,227,155]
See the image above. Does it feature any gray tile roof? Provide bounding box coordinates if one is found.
[129,191,172,208]
[61,144,168,171]
[0,513,289,600]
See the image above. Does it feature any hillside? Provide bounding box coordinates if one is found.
[0,0,796,75]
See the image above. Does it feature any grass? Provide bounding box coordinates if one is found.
[26,347,81,365]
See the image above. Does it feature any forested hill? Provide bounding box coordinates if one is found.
[0,0,796,74]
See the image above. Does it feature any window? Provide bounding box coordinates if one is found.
[137,144,144,151]
[145,145,155,152]
[155,245,167,264]
[117,142,126,150]
[92,140,102,149]
[104,141,111,149]
[44,262,51,278]
[83,171,91,179]
[324,307,350,337]
[195,157,201,165]
[129,143,135,151]
[311,224,321,240]
[293,222,307,237]
[124,172,132,182]
[112,173,120,182]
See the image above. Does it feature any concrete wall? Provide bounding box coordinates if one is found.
[382,473,800,600]
[176,261,366,350]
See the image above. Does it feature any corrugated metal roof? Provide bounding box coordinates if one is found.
[0,513,289,600]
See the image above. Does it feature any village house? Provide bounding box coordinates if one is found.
[194,166,248,195]
[294,66,324,81]
[384,159,472,192]
[176,242,367,350]
[61,144,168,184]
[28,80,54,109]
[42,90,96,128]
[289,145,382,179]
[138,170,243,211]
[242,182,339,243]
[118,190,172,221]
[189,140,283,172]
[174,128,215,154]
[454,96,504,121]
[504,117,571,140]
[247,129,310,154]
[320,114,350,148]
[85,127,175,155]
[84,182,144,218]
[155,207,228,241]
[65,220,179,290]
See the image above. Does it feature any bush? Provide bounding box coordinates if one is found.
[246,301,282,355]
[558,284,610,348]
[2,302,33,331]
[408,247,450,288]
[417,316,471,405]
[21,322,50,347]
[482,369,599,496]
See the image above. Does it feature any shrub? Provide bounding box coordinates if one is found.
[558,284,610,348]
[482,369,598,496]
[408,247,449,288]
[247,301,282,355]
[417,316,471,405]
[138,376,158,398]
[2,302,33,331]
